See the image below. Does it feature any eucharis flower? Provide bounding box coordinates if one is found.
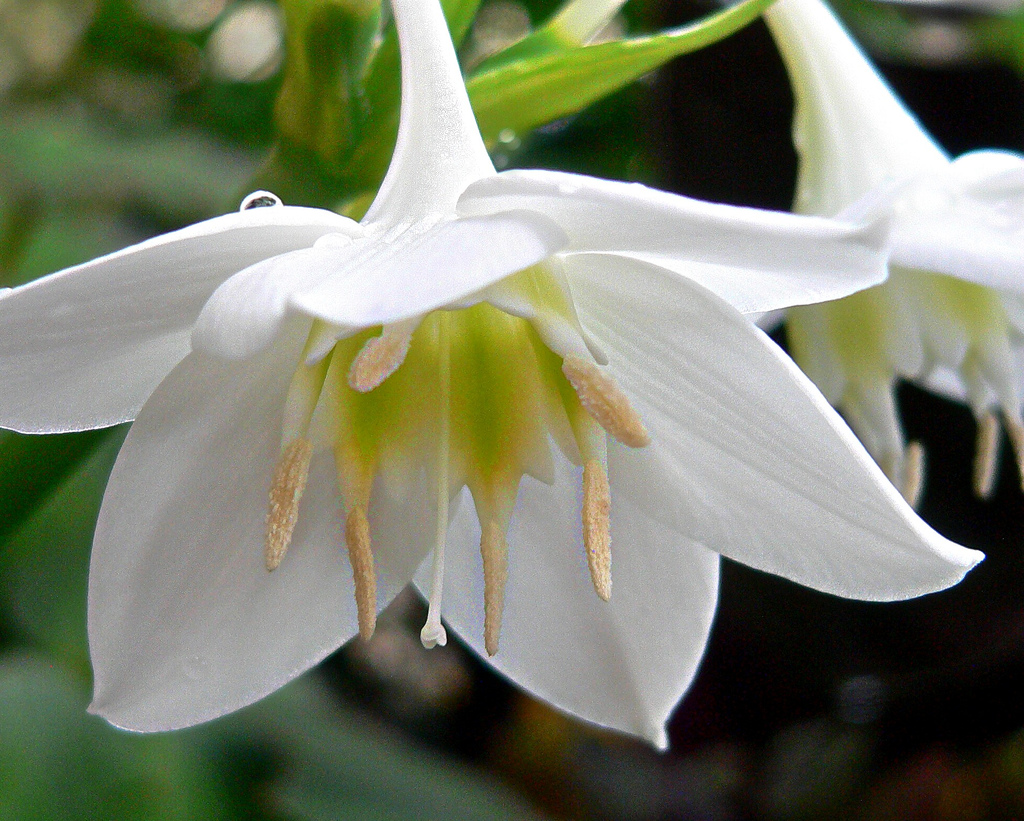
[767,0,1024,504]
[0,0,982,748]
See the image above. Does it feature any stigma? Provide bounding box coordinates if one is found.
[263,264,650,655]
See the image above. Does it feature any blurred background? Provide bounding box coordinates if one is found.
[2,0,1024,818]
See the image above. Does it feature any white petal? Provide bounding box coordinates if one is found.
[417,458,719,748]
[891,152,1024,293]
[566,253,983,599]
[457,170,888,314]
[0,205,358,433]
[362,0,493,225]
[765,0,948,215]
[193,238,360,360]
[88,320,431,731]
[291,213,567,328]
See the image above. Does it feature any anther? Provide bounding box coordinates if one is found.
[903,441,925,510]
[1003,413,1024,493]
[348,323,416,393]
[973,411,1001,499]
[480,520,508,656]
[345,505,377,640]
[582,459,612,601]
[265,438,313,571]
[562,354,649,448]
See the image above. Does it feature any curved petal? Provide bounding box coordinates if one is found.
[362,0,494,225]
[193,238,361,360]
[416,458,720,749]
[457,170,889,314]
[291,213,568,328]
[88,319,431,731]
[565,253,982,600]
[891,152,1024,294]
[0,205,358,433]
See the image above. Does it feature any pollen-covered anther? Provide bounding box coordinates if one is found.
[903,441,925,510]
[345,505,377,640]
[583,459,611,601]
[348,324,415,393]
[561,354,650,448]
[265,438,313,571]
[973,411,1000,499]
[1003,414,1024,493]
[480,520,508,657]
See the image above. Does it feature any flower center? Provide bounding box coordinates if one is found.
[263,263,649,655]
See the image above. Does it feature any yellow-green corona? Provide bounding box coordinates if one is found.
[266,262,650,655]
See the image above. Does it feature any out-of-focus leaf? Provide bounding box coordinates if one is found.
[0,653,231,821]
[0,427,126,671]
[467,0,774,142]
[3,207,141,288]
[0,428,117,545]
[213,675,546,821]
[0,107,257,219]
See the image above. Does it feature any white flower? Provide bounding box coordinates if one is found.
[0,0,981,748]
[767,0,1024,504]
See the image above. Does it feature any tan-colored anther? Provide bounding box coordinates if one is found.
[480,520,508,657]
[562,354,649,448]
[583,459,611,601]
[348,325,414,393]
[1004,415,1024,493]
[903,441,925,511]
[265,438,313,571]
[345,505,377,640]
[973,411,1000,499]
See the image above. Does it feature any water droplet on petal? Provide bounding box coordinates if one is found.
[240,190,282,210]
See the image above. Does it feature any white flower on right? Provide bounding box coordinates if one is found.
[767,0,1024,503]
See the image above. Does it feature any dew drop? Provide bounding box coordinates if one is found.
[240,190,282,210]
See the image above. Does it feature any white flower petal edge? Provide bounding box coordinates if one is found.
[458,170,890,314]
[416,457,720,751]
[0,202,358,433]
[88,319,434,730]
[566,253,981,597]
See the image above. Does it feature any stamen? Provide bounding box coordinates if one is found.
[562,354,650,448]
[973,411,1001,499]
[1003,413,1024,493]
[583,459,611,601]
[480,520,508,657]
[903,441,925,510]
[265,438,313,571]
[348,321,417,393]
[345,505,377,640]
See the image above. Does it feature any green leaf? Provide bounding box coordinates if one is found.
[0,428,127,671]
[0,429,117,545]
[0,653,231,821]
[213,676,546,821]
[467,0,775,142]
[0,107,257,220]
